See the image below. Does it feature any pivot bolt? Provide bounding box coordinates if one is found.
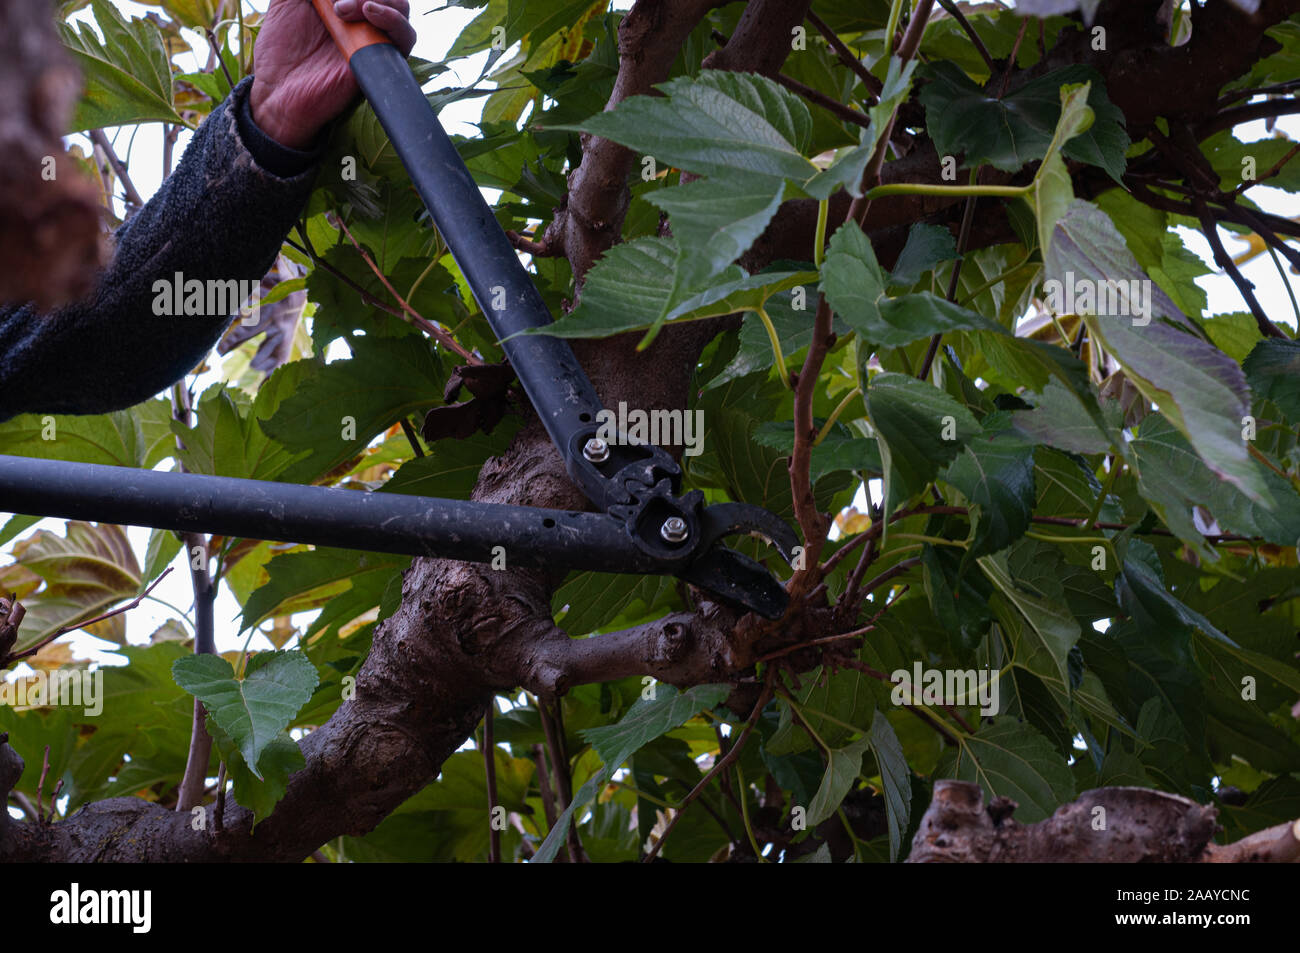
[660,516,689,543]
[582,437,609,463]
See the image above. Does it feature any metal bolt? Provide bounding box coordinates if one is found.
[660,516,689,543]
[582,437,609,463]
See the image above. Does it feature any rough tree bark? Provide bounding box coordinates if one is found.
[0,0,103,310]
[908,780,1300,863]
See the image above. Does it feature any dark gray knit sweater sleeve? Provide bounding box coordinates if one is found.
[0,77,320,421]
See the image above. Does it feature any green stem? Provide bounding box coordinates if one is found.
[143,596,197,631]
[1265,243,1300,325]
[1048,311,1073,347]
[780,690,832,755]
[864,183,1029,201]
[735,765,767,863]
[958,248,1035,306]
[794,703,866,737]
[1024,531,1116,546]
[1083,457,1120,529]
[813,198,830,268]
[889,533,967,547]
[609,781,673,810]
[837,806,864,862]
[756,306,791,389]
[814,387,862,446]
[883,0,907,57]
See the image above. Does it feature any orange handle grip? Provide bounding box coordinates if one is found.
[310,0,391,60]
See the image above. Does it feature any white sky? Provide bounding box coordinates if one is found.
[3,1,1298,668]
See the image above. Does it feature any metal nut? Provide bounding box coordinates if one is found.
[582,437,610,463]
[660,516,689,543]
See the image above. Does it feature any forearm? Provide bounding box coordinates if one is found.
[0,77,323,422]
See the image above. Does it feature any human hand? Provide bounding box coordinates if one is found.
[249,0,416,149]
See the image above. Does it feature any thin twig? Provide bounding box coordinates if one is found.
[203,28,236,94]
[9,790,38,822]
[845,0,936,228]
[1195,198,1285,338]
[787,296,837,595]
[806,11,883,99]
[775,72,873,128]
[88,130,145,212]
[334,214,479,362]
[505,229,554,257]
[7,569,174,665]
[918,182,979,380]
[399,418,426,457]
[1230,205,1300,273]
[214,761,227,833]
[854,557,922,611]
[483,705,501,864]
[1198,99,1300,140]
[820,528,871,575]
[1217,79,1300,108]
[173,382,216,813]
[537,696,582,863]
[532,743,559,832]
[35,745,50,825]
[753,628,875,666]
[936,0,995,74]
[1232,140,1300,197]
[643,682,773,862]
[996,17,1028,99]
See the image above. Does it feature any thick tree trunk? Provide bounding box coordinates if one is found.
[0,0,103,310]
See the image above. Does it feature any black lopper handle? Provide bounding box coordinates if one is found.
[310,1,613,491]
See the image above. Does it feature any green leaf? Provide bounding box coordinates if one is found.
[1198,312,1263,365]
[712,290,835,388]
[8,522,141,651]
[980,544,1081,685]
[553,70,815,186]
[0,515,42,548]
[531,235,815,342]
[1116,549,1232,658]
[240,548,408,635]
[141,528,181,590]
[869,713,911,863]
[171,376,307,481]
[552,572,678,637]
[1012,378,1115,455]
[171,651,319,780]
[533,683,731,863]
[767,663,886,756]
[919,63,1127,181]
[1244,339,1300,421]
[643,176,787,300]
[867,373,979,516]
[1127,413,1300,555]
[941,417,1036,559]
[1026,82,1094,259]
[1046,200,1266,502]
[261,336,445,484]
[888,223,958,288]
[805,56,918,199]
[207,719,304,825]
[939,718,1076,823]
[822,222,999,347]
[807,733,872,827]
[0,399,175,469]
[58,0,184,131]
[380,423,520,501]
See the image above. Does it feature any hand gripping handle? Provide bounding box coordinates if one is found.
[309,0,391,60]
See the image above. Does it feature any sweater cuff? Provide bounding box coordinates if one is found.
[234,81,326,179]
